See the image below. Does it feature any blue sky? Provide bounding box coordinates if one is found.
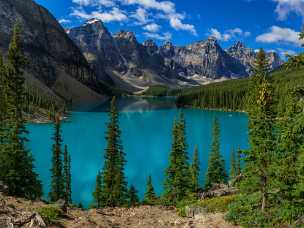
[35,0,303,55]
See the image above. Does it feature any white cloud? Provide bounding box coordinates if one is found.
[208,27,251,41]
[144,23,160,32]
[121,0,175,14]
[256,26,302,46]
[273,0,304,20]
[132,8,150,24]
[71,0,197,36]
[143,31,172,40]
[59,19,71,24]
[169,14,197,35]
[72,0,116,7]
[71,7,128,23]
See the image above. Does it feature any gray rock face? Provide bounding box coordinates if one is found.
[68,19,283,90]
[227,41,284,74]
[0,0,106,104]
[161,37,248,79]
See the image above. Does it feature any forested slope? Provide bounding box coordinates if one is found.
[176,67,304,112]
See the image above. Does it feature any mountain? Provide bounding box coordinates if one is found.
[0,0,108,104]
[227,41,283,74]
[68,19,283,91]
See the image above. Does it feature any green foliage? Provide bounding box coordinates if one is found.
[205,118,226,189]
[94,97,128,207]
[93,171,103,208]
[37,206,63,225]
[143,176,158,205]
[163,112,192,205]
[284,54,304,71]
[190,146,200,193]
[0,24,42,199]
[49,116,64,202]
[229,149,236,180]
[177,195,236,217]
[128,185,140,207]
[63,145,72,204]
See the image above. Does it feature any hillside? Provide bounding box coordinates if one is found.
[0,192,239,228]
[176,67,304,112]
[0,0,109,105]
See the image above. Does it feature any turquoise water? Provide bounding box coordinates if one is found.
[26,97,249,206]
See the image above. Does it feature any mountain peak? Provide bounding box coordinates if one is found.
[115,31,137,42]
[83,18,103,26]
[232,41,246,49]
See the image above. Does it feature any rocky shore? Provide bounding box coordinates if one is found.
[0,193,239,228]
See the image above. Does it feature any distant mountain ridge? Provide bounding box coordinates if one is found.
[0,0,109,104]
[68,18,283,92]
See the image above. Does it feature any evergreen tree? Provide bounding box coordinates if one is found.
[236,147,242,176]
[229,148,236,180]
[0,24,42,199]
[0,56,8,147]
[63,145,72,204]
[128,185,139,207]
[49,115,64,202]
[93,171,102,208]
[243,49,275,211]
[98,97,128,207]
[205,118,226,189]
[143,176,157,205]
[190,146,200,192]
[163,113,192,204]
[274,87,304,217]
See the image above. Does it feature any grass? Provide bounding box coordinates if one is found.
[36,205,63,225]
[177,195,236,217]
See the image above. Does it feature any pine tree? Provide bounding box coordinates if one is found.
[128,185,139,207]
[143,176,157,205]
[93,171,102,208]
[190,146,200,192]
[236,147,242,176]
[163,112,192,204]
[49,115,64,202]
[98,97,128,207]
[0,55,8,146]
[241,49,275,211]
[205,118,226,189]
[229,148,236,180]
[0,24,42,199]
[274,87,304,215]
[63,145,72,204]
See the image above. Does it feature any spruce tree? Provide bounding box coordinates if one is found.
[98,97,127,207]
[49,115,64,202]
[0,24,42,199]
[229,148,236,180]
[143,176,157,205]
[93,171,102,208]
[190,146,200,193]
[241,49,275,211]
[63,145,72,204]
[236,147,242,176]
[274,87,304,216]
[128,185,139,207]
[164,113,192,204]
[205,118,226,189]
[0,56,8,146]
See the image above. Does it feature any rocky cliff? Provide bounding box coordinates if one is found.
[0,0,107,104]
[68,19,283,91]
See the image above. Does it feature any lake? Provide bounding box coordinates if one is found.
[26,97,249,207]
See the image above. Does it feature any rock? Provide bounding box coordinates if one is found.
[184,206,207,218]
[55,199,68,212]
[0,0,107,104]
[199,183,239,199]
[0,181,9,195]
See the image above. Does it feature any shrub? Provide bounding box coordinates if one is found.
[37,206,63,225]
[177,195,236,217]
